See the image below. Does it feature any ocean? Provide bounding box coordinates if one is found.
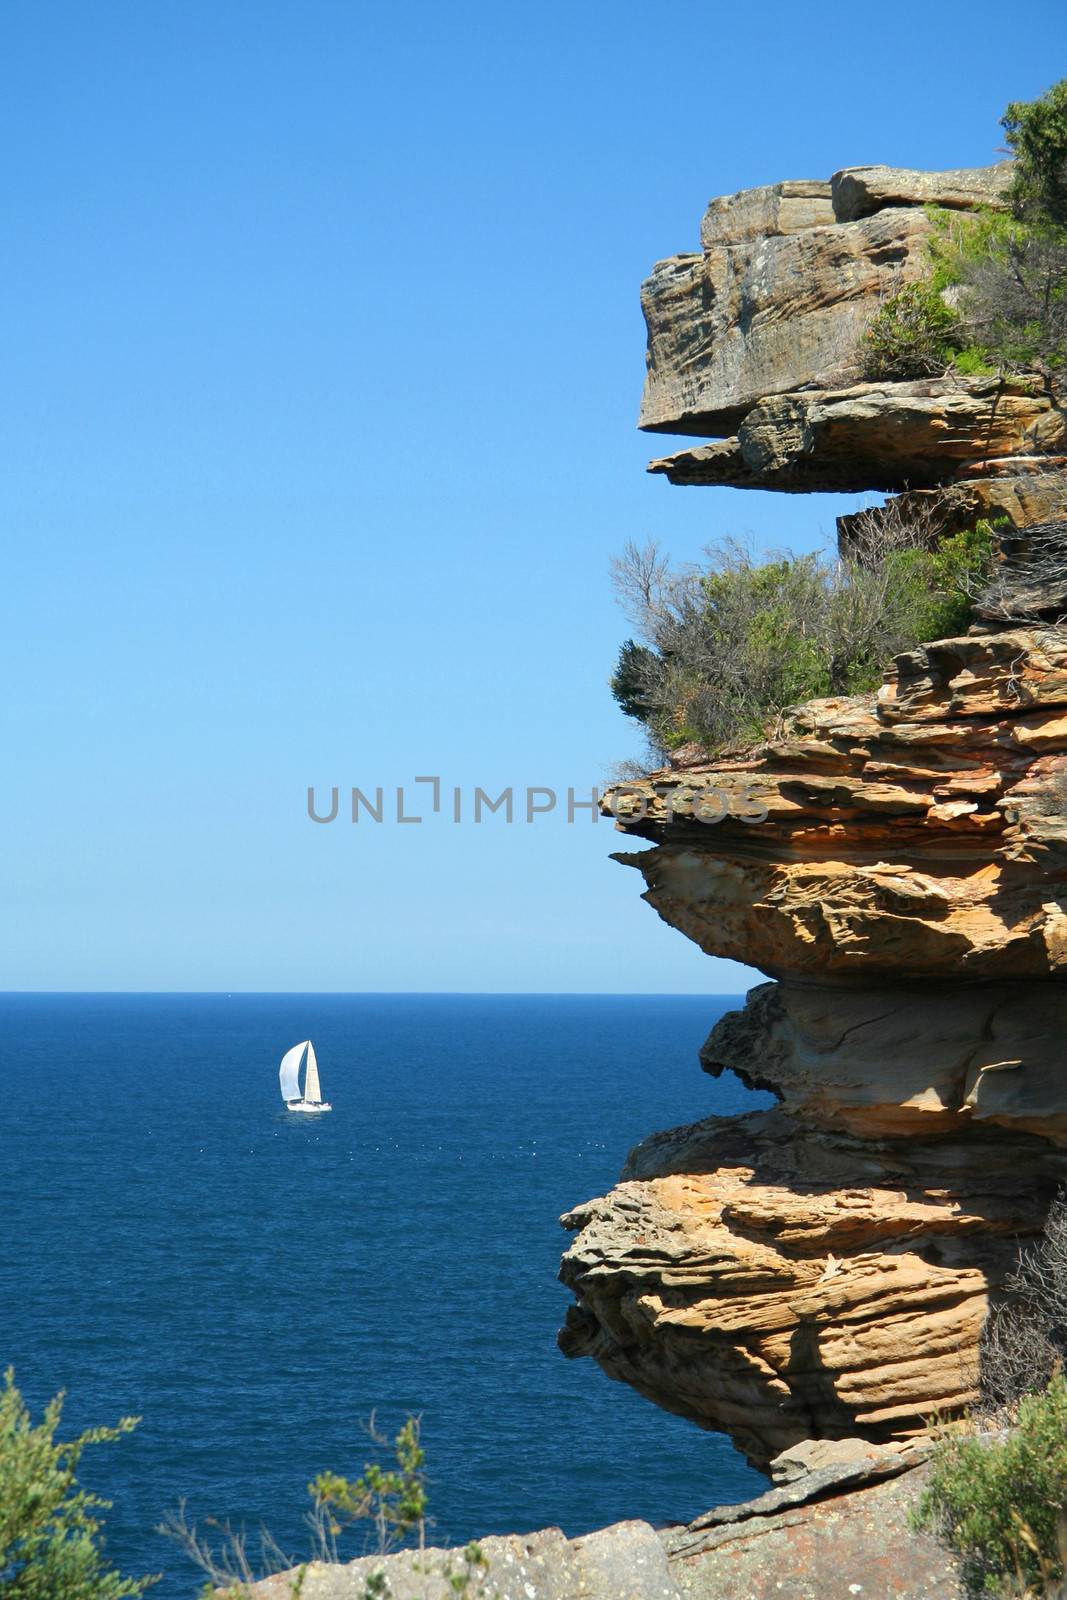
[0,993,770,1596]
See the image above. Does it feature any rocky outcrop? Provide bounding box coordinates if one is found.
[560,155,1067,1476]
[640,158,1062,513]
[640,162,1011,437]
[235,1522,685,1600]
[666,1447,964,1599]
[562,545,1067,1463]
[648,376,1066,492]
[836,465,1067,550]
[640,206,934,437]
[235,1457,966,1600]
[605,622,1067,985]
[831,162,1011,223]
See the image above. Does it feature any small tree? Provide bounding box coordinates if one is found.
[0,1368,154,1599]
[1003,79,1067,227]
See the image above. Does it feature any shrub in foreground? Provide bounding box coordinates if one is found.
[163,1414,488,1598]
[0,1368,154,1599]
[916,1376,1067,1596]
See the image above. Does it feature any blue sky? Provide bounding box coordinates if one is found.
[1,1,1061,992]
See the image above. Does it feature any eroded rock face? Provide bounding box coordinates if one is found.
[830,161,1012,223]
[648,377,1067,493]
[561,558,1067,1465]
[640,208,932,437]
[702,980,1067,1142]
[639,158,1064,504]
[560,1108,1058,1468]
[606,624,1067,983]
[562,155,1067,1480]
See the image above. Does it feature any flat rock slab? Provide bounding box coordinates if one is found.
[240,1519,683,1599]
[666,1467,963,1600]
[831,162,1012,222]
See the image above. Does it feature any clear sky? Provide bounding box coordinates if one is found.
[1,1,1061,992]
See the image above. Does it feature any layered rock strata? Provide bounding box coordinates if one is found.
[640,158,1066,515]
[561,571,1067,1466]
[560,165,1067,1471]
[640,161,1010,439]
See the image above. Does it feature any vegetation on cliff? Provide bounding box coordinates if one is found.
[610,509,993,756]
[917,1195,1067,1596]
[918,1378,1067,1597]
[862,81,1067,383]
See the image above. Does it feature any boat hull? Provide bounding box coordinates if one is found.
[285,1100,332,1113]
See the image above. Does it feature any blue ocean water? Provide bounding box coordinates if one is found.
[0,994,770,1596]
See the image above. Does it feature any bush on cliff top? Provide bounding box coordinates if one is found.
[610,512,994,757]
[860,81,1067,382]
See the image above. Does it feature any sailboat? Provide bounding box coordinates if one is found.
[279,1040,332,1113]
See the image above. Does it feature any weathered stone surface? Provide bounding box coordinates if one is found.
[560,1106,1061,1467]
[648,376,1066,492]
[831,161,1013,223]
[639,163,1015,443]
[601,619,1067,983]
[836,466,1067,550]
[703,979,1067,1142]
[239,1463,965,1600]
[665,1461,964,1599]
[639,208,931,437]
[672,1439,929,1546]
[562,159,1067,1536]
[240,1521,683,1600]
[767,1434,927,1486]
[639,159,1067,503]
[563,604,1067,1463]
[701,180,833,247]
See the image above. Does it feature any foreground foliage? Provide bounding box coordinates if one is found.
[610,514,994,756]
[164,1415,487,1599]
[919,1193,1067,1595]
[916,1378,1067,1596]
[0,1368,154,1599]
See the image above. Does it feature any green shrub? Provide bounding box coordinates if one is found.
[858,84,1067,382]
[927,203,1067,377]
[0,1368,154,1599]
[311,1415,428,1553]
[860,282,963,380]
[915,1375,1067,1596]
[611,518,995,757]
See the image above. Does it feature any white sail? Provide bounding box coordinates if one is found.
[304,1041,322,1104]
[279,1041,307,1103]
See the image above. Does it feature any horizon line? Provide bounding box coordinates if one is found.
[0,988,748,998]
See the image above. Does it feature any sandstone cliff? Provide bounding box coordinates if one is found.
[559,166,1067,1471]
